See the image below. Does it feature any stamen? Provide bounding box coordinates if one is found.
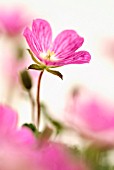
[40,50,56,60]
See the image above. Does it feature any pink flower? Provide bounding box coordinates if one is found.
[3,54,37,84]
[65,91,114,148]
[0,105,88,170]
[23,19,91,67]
[3,55,27,83]
[0,7,29,36]
[0,105,39,170]
[37,142,88,170]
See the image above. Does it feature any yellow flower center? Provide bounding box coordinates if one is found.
[40,50,56,61]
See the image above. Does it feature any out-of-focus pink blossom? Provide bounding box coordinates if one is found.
[0,105,39,170]
[65,91,114,148]
[4,55,27,83]
[0,7,30,36]
[0,105,88,170]
[23,19,91,67]
[3,55,38,85]
[37,142,88,170]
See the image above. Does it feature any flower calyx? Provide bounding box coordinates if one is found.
[27,49,63,80]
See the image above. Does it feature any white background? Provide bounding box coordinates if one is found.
[0,0,114,125]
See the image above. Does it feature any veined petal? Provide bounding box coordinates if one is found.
[40,51,90,67]
[52,30,84,58]
[32,19,52,52]
[23,27,43,61]
[59,51,91,65]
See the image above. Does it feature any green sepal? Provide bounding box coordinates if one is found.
[46,65,60,69]
[50,120,64,135]
[28,64,45,70]
[27,49,41,65]
[46,68,63,80]
[20,70,32,90]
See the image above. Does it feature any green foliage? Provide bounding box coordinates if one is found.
[82,146,114,170]
[20,70,32,90]
[27,49,41,65]
[28,64,45,70]
[46,68,63,80]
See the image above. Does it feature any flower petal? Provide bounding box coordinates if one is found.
[23,27,40,53]
[59,51,91,65]
[32,19,52,52]
[80,99,114,132]
[38,142,87,170]
[52,30,84,58]
[0,105,18,135]
[14,127,36,147]
[0,8,29,36]
[23,27,43,61]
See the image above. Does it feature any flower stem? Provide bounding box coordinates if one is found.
[37,71,44,130]
[28,90,35,123]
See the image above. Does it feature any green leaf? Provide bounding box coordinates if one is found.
[20,70,32,90]
[28,64,44,70]
[51,120,63,135]
[27,49,41,65]
[82,146,109,170]
[46,68,63,80]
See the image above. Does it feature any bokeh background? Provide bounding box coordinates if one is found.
[0,0,114,125]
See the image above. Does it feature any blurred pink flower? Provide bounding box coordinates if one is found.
[3,54,38,85]
[0,7,30,36]
[0,105,39,170]
[23,19,91,67]
[65,91,114,148]
[38,142,88,170]
[4,55,27,83]
[0,105,88,170]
